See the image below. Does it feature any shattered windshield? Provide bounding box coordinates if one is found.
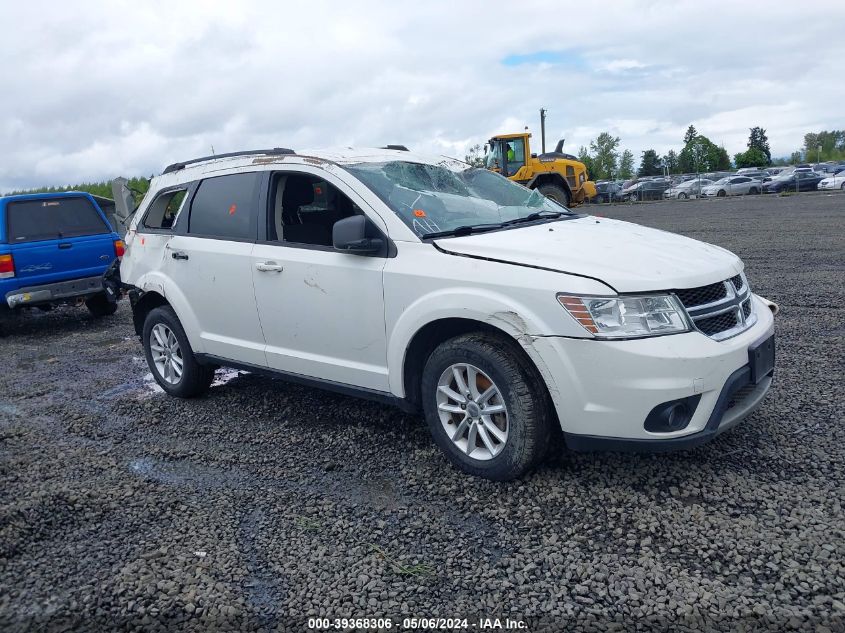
[343,161,571,238]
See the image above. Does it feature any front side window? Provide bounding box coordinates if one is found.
[6,197,108,243]
[344,161,572,238]
[268,173,361,247]
[188,172,260,240]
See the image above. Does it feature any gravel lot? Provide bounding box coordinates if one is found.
[1,193,843,632]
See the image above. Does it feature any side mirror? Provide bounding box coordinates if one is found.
[333,215,384,255]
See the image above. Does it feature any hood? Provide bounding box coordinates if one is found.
[434,216,742,293]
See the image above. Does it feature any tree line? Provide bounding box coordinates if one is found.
[577,126,845,180]
[4,177,151,205]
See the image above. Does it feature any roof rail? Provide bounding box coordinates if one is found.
[162,147,296,175]
[381,144,410,151]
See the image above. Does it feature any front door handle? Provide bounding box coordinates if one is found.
[255,261,284,273]
[171,251,189,261]
[58,242,73,249]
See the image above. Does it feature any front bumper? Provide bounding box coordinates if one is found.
[530,294,775,449]
[5,276,104,308]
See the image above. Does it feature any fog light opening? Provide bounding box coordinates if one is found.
[644,395,701,433]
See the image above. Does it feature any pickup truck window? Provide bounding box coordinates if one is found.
[6,197,109,243]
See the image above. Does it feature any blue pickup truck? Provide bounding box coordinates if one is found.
[0,192,123,317]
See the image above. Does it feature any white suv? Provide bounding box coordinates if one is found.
[118,147,777,480]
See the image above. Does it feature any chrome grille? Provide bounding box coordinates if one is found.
[697,311,738,336]
[674,273,756,341]
[675,282,727,308]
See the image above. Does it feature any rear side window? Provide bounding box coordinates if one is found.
[143,189,188,230]
[188,173,260,240]
[6,197,108,243]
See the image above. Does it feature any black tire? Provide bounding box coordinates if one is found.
[85,292,118,317]
[536,183,571,208]
[717,190,727,197]
[749,187,759,195]
[678,192,688,199]
[142,305,213,398]
[421,332,552,481]
[840,182,844,190]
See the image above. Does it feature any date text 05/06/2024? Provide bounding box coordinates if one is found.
[307,617,528,630]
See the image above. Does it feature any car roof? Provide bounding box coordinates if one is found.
[0,191,96,204]
[157,147,469,184]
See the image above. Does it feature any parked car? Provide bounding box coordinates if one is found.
[763,171,824,193]
[701,176,763,197]
[663,178,714,199]
[0,192,123,317]
[589,181,623,203]
[116,147,777,480]
[620,180,671,201]
[817,171,845,190]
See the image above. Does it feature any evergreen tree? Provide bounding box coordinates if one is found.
[577,146,596,179]
[588,132,621,180]
[683,125,698,146]
[638,149,662,177]
[618,150,635,179]
[665,149,679,174]
[747,127,771,163]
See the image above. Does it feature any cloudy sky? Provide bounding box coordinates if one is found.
[2,0,844,192]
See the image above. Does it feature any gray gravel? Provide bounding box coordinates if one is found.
[1,193,843,632]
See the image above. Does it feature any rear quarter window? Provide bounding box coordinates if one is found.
[188,173,260,240]
[6,197,109,243]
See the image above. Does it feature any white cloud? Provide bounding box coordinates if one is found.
[1,0,844,191]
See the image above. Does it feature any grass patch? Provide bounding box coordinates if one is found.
[368,543,435,577]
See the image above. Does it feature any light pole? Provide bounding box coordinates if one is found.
[817,144,822,167]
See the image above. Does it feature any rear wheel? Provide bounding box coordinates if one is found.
[840,182,844,190]
[749,187,759,195]
[142,306,213,398]
[85,292,117,317]
[421,333,552,480]
[536,183,571,208]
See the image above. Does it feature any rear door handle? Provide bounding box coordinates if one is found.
[58,242,72,249]
[255,261,284,273]
[171,251,189,261]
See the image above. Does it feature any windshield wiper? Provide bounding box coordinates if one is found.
[423,223,504,239]
[423,210,573,239]
[500,210,569,226]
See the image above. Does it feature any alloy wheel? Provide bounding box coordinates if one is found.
[436,363,509,460]
[149,323,183,384]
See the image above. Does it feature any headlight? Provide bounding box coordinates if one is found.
[557,294,690,339]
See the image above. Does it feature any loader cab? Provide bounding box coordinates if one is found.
[485,134,529,178]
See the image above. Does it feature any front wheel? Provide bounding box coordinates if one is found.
[142,306,213,398]
[678,192,688,199]
[717,190,727,197]
[421,333,552,480]
[536,183,571,208]
[749,187,759,195]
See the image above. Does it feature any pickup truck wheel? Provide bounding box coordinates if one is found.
[421,333,551,481]
[85,292,117,317]
[142,306,213,398]
[536,183,571,208]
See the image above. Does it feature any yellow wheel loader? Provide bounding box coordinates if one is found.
[485,132,596,207]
